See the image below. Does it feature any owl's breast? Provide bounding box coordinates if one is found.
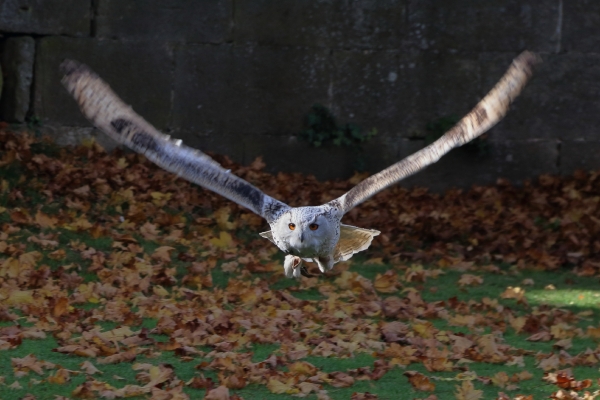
[272,229,339,259]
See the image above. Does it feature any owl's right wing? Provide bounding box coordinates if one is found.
[330,51,540,214]
[61,60,290,223]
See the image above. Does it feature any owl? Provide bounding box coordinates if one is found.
[61,51,539,278]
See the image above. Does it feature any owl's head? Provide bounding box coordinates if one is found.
[272,206,341,258]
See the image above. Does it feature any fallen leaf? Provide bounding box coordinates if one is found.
[455,380,483,400]
[404,371,435,392]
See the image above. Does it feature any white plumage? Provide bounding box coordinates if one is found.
[61,51,539,278]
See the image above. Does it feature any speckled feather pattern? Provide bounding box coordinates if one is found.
[268,204,342,258]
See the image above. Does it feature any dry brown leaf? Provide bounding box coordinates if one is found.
[455,380,483,400]
[404,371,436,392]
[458,274,483,287]
[267,378,298,394]
[329,372,355,388]
[80,361,102,375]
[373,270,400,293]
[35,209,58,229]
[47,368,71,384]
[289,361,318,376]
[152,246,176,263]
[491,371,510,388]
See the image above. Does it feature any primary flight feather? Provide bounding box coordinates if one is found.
[61,51,539,278]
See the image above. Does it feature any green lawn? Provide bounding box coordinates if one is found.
[0,130,599,399]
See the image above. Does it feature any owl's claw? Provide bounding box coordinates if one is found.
[315,256,334,273]
[284,255,303,278]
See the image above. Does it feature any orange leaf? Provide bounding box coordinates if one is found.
[152,246,175,263]
[289,361,318,376]
[458,274,483,287]
[35,209,58,229]
[53,297,70,317]
[373,270,400,293]
[267,378,298,394]
[403,371,435,391]
[47,368,71,384]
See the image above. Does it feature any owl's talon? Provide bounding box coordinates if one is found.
[315,256,334,273]
[284,255,303,279]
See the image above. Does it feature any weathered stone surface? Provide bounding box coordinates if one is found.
[361,136,420,177]
[217,134,559,190]
[422,52,485,129]
[95,0,232,42]
[0,0,89,35]
[244,135,356,181]
[136,130,355,182]
[560,141,600,176]
[422,51,543,144]
[330,49,425,139]
[0,63,3,107]
[401,139,559,191]
[481,52,600,142]
[179,132,393,182]
[1,36,35,122]
[234,0,409,49]
[412,0,560,53]
[16,0,600,190]
[563,0,600,52]
[34,37,173,129]
[172,44,330,136]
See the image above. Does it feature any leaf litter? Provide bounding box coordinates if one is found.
[0,127,599,399]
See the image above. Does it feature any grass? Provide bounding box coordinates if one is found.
[2,259,599,399]
[1,132,599,399]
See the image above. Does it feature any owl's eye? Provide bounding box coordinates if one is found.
[288,223,296,230]
[309,223,319,231]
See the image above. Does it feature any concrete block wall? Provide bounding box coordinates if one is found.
[0,0,598,190]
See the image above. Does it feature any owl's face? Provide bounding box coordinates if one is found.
[271,206,341,258]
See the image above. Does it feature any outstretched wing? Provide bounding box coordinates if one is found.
[61,60,289,223]
[330,51,540,214]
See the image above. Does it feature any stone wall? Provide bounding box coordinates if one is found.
[0,0,597,190]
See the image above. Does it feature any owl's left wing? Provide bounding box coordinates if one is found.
[329,51,540,214]
[61,60,289,223]
[334,224,380,262]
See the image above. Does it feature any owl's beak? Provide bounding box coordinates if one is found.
[300,232,305,243]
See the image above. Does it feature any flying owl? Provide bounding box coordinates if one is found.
[61,51,539,278]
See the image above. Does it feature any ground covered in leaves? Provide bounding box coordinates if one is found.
[1,127,600,399]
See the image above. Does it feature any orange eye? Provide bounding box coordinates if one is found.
[309,223,319,231]
[288,223,296,230]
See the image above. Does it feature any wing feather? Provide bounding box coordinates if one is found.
[331,51,540,214]
[60,60,289,223]
[333,224,380,262]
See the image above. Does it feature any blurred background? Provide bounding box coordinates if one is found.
[0,1,596,190]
